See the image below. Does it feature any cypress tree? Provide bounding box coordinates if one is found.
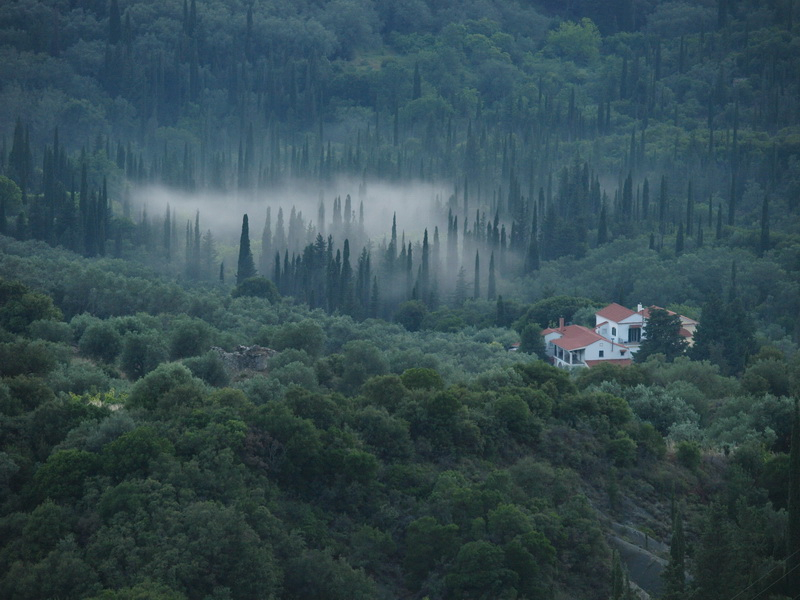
[658,175,668,235]
[473,250,480,300]
[759,195,769,256]
[109,0,122,45]
[611,550,624,600]
[788,399,800,595]
[261,208,272,274]
[663,511,686,599]
[236,214,257,284]
[675,221,684,255]
[642,177,650,219]
[163,204,171,262]
[598,204,608,246]
[273,252,281,288]
[370,275,379,318]
[421,228,430,301]
[496,295,506,326]
[341,239,353,312]
[487,252,496,300]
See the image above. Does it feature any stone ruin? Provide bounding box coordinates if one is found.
[212,345,277,374]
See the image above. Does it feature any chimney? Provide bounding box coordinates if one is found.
[559,317,565,330]
[637,302,643,312]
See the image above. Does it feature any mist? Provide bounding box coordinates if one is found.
[130,177,452,249]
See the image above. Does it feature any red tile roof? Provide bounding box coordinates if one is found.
[585,359,632,368]
[638,305,675,319]
[596,303,636,322]
[550,325,609,351]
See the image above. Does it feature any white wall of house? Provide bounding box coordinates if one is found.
[549,337,631,367]
[596,314,645,351]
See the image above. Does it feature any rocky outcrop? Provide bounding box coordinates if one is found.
[212,345,277,373]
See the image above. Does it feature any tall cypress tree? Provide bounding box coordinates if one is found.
[487,252,496,300]
[759,195,769,257]
[787,399,800,595]
[598,204,608,246]
[663,511,686,599]
[109,0,122,45]
[473,250,480,300]
[236,214,256,284]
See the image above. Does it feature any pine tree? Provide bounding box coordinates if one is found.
[236,214,257,284]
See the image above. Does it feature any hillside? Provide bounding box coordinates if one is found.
[1,1,799,599]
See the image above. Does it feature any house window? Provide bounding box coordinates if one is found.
[611,327,617,336]
[599,350,604,358]
[628,328,641,343]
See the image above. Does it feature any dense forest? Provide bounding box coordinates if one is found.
[1,0,799,599]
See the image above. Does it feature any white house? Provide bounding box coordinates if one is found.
[542,303,698,368]
[542,318,633,369]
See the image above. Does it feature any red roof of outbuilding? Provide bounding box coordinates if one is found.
[596,303,636,322]
[585,359,633,368]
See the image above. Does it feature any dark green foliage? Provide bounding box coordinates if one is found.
[232,276,279,302]
[0,278,62,334]
[635,308,688,363]
[182,351,230,387]
[675,441,701,472]
[120,331,168,380]
[519,323,546,357]
[446,540,518,598]
[0,340,58,378]
[269,320,326,357]
[690,297,755,375]
[236,214,257,285]
[102,426,173,481]
[403,516,459,590]
[168,317,213,360]
[0,3,799,598]
[516,296,597,330]
[32,449,99,501]
[401,367,443,390]
[79,321,123,363]
[788,400,800,594]
[394,299,427,331]
[125,363,200,412]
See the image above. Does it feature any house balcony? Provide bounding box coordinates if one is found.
[552,347,587,369]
